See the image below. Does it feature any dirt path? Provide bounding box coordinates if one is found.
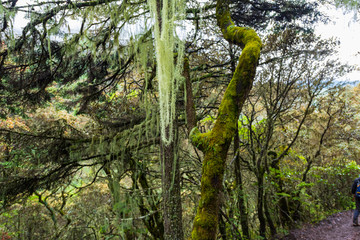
[280,210,360,240]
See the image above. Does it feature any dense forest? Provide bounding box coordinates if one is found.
[0,0,360,239]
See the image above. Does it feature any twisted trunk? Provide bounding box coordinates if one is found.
[190,0,261,238]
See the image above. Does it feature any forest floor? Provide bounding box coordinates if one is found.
[280,210,360,240]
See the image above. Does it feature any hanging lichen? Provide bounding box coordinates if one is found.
[148,0,186,145]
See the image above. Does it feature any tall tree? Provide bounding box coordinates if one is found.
[149,0,185,238]
[0,0,324,238]
[189,0,261,238]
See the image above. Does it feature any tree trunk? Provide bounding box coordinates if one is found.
[270,154,291,226]
[153,0,184,237]
[184,56,196,133]
[257,170,267,239]
[264,193,277,236]
[190,0,261,238]
[161,123,184,240]
[218,213,227,240]
[132,164,164,239]
[234,123,250,239]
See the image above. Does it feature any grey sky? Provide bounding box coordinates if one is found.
[11,0,360,82]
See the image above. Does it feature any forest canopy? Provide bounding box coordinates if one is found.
[0,0,359,239]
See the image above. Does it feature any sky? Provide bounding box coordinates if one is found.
[316,5,360,82]
[11,1,360,82]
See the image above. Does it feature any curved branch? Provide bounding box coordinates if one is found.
[7,0,120,52]
[191,0,261,239]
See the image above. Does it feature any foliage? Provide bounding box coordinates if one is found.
[335,0,360,10]
[0,0,359,239]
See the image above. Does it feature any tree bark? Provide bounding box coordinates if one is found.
[153,0,184,238]
[218,213,227,240]
[132,163,164,239]
[184,56,196,133]
[161,123,184,240]
[257,170,267,239]
[190,0,261,238]
[234,124,250,239]
[270,153,291,226]
[264,193,276,237]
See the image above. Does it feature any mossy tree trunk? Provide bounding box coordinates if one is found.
[190,0,261,239]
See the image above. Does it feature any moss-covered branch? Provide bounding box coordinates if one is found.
[190,0,261,239]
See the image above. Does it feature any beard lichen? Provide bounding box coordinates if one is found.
[148,0,186,145]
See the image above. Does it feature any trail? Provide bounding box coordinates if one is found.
[280,210,360,240]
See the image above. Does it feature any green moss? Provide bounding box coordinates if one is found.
[191,198,218,239]
[190,0,262,239]
[189,127,212,152]
[195,210,217,229]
